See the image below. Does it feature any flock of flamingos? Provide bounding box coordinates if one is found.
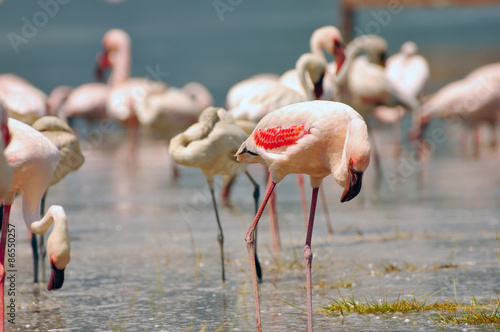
[0,25,499,331]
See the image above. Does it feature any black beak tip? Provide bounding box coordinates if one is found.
[47,262,65,291]
[340,172,363,203]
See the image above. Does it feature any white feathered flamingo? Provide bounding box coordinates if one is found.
[236,100,370,332]
[169,107,261,282]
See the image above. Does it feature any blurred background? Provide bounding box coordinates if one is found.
[1,0,500,106]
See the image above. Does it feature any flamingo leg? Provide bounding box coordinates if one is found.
[319,186,334,235]
[244,171,262,281]
[305,187,319,332]
[32,191,48,284]
[0,204,12,331]
[245,181,277,332]
[367,127,382,176]
[297,174,309,228]
[207,180,225,282]
[126,114,139,163]
[221,175,236,208]
[473,126,480,157]
[31,231,39,283]
[267,174,281,252]
[39,191,47,283]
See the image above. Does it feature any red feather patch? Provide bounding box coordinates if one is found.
[253,123,310,150]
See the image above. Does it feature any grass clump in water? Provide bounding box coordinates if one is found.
[322,289,453,316]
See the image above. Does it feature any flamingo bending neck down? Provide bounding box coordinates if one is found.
[29,116,84,284]
[0,119,71,330]
[236,100,370,332]
[169,107,261,282]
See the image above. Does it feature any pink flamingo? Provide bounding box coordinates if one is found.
[410,63,500,156]
[226,74,280,111]
[236,100,370,331]
[30,116,84,283]
[372,41,430,156]
[280,25,345,101]
[0,73,48,125]
[1,118,71,329]
[336,35,418,175]
[137,82,214,179]
[227,53,327,251]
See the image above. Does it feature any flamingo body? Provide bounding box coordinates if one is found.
[170,107,261,282]
[61,83,109,119]
[32,116,85,186]
[0,74,48,125]
[236,100,370,331]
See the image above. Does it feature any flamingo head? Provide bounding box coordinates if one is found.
[95,50,111,82]
[379,51,387,67]
[339,118,370,202]
[314,71,325,99]
[47,248,70,290]
[47,259,66,291]
[333,38,346,74]
[341,159,365,202]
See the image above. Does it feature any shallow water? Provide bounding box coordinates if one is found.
[1,1,500,330]
[4,122,500,331]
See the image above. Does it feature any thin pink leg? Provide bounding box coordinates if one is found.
[126,115,139,163]
[0,205,12,330]
[305,188,319,332]
[319,186,334,235]
[473,127,480,157]
[267,175,281,252]
[297,174,308,228]
[245,181,276,332]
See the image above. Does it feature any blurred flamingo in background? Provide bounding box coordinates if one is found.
[372,41,430,157]
[137,81,213,179]
[410,62,500,157]
[236,100,370,332]
[97,29,214,165]
[0,73,48,125]
[335,35,419,174]
[280,25,345,101]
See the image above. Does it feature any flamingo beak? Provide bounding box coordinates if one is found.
[341,160,363,202]
[314,73,325,99]
[95,50,110,82]
[47,261,65,291]
[379,52,387,67]
[334,43,346,74]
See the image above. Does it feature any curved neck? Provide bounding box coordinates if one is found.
[297,60,315,100]
[336,41,363,86]
[30,205,68,236]
[108,46,131,86]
